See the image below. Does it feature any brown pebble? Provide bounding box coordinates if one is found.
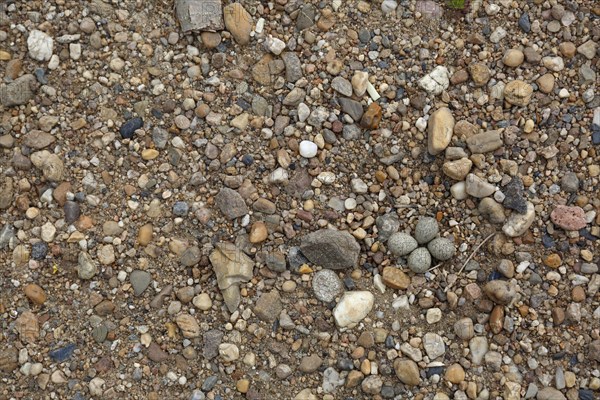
[572,286,585,302]
[249,221,268,243]
[24,283,47,305]
[360,102,382,130]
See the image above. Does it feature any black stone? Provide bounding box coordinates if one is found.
[503,176,528,214]
[31,241,48,260]
[343,276,356,290]
[542,234,555,248]
[518,12,531,33]
[119,117,143,139]
[64,201,81,224]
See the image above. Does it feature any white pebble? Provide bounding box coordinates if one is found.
[299,140,318,158]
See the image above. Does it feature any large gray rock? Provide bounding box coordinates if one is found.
[175,0,224,33]
[299,229,360,269]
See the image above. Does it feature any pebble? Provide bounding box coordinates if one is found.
[427,107,455,155]
[312,269,343,302]
[24,284,47,305]
[503,202,535,237]
[120,117,143,139]
[394,359,421,386]
[465,173,496,198]
[504,80,533,106]
[0,74,37,107]
[299,140,318,158]
[130,270,151,296]
[333,291,374,328]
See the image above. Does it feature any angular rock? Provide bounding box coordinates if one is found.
[419,66,449,95]
[281,52,302,83]
[0,74,37,107]
[215,188,248,219]
[27,30,53,61]
[504,80,533,106]
[338,98,364,122]
[130,270,151,296]
[77,251,98,280]
[443,158,472,180]
[253,290,282,322]
[394,359,420,386]
[299,229,360,269]
[209,243,254,312]
[502,177,528,214]
[223,3,252,45]
[175,314,201,338]
[175,0,224,33]
[382,267,410,289]
[333,291,374,328]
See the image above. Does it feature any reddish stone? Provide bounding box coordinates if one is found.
[550,205,587,231]
[360,102,382,130]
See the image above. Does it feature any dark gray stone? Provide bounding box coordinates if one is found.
[299,229,360,269]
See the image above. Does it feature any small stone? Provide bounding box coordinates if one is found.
[382,267,410,289]
[427,107,455,155]
[445,363,465,384]
[223,4,252,45]
[536,388,566,400]
[465,174,496,198]
[454,318,474,340]
[333,291,374,328]
[502,202,535,237]
[466,130,503,154]
[176,314,201,338]
[200,32,221,49]
[443,158,472,180]
[312,269,343,302]
[0,74,37,107]
[469,337,488,365]
[561,172,579,193]
[484,281,516,305]
[469,63,491,86]
[550,205,587,231]
[537,74,555,94]
[299,229,360,270]
[249,221,268,243]
[77,252,98,280]
[427,238,455,261]
[479,197,506,224]
[130,270,151,296]
[503,49,524,67]
[394,359,420,386]
[24,284,47,305]
[331,76,352,97]
[360,102,382,130]
[352,71,369,96]
[407,248,432,273]
[419,66,449,95]
[219,343,240,362]
[423,332,445,359]
[215,188,248,219]
[502,177,528,214]
[120,117,143,139]
[253,290,282,322]
[387,232,418,256]
[299,354,322,373]
[504,80,533,106]
[299,140,318,158]
[27,30,53,61]
[577,40,598,60]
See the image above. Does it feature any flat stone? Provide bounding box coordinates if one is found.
[393,359,421,386]
[423,332,445,359]
[504,80,533,106]
[0,74,37,107]
[338,98,364,122]
[223,3,252,45]
[299,229,360,269]
[466,130,503,154]
[502,177,528,214]
[536,388,566,400]
[443,158,472,180]
[176,314,201,338]
[382,267,410,289]
[209,243,254,312]
[331,76,352,97]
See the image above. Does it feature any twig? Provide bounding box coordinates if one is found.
[457,232,496,275]
[427,263,443,272]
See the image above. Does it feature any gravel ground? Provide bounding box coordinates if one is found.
[0,0,599,399]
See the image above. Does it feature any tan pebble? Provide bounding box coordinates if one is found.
[24,284,47,305]
[16,311,39,343]
[282,280,297,292]
[580,249,593,262]
[0,50,11,60]
[137,223,153,246]
[249,221,268,243]
[445,363,465,384]
[236,379,250,393]
[543,254,561,268]
[141,149,159,160]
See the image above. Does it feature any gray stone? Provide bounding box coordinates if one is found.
[312,269,343,302]
[338,98,363,122]
[0,224,16,250]
[375,214,400,242]
[560,172,579,193]
[331,76,352,97]
[265,252,286,272]
[536,388,566,400]
[180,246,201,267]
[23,130,55,149]
[414,217,439,244]
[466,130,503,153]
[296,4,316,30]
[175,0,224,33]
[427,238,455,261]
[387,232,418,257]
[215,188,248,219]
[202,329,223,360]
[407,248,431,273]
[281,52,303,83]
[78,252,98,280]
[465,174,496,198]
[478,197,506,224]
[130,270,151,296]
[299,229,360,269]
[423,332,445,359]
[502,176,528,214]
[0,74,37,107]
[253,290,282,322]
